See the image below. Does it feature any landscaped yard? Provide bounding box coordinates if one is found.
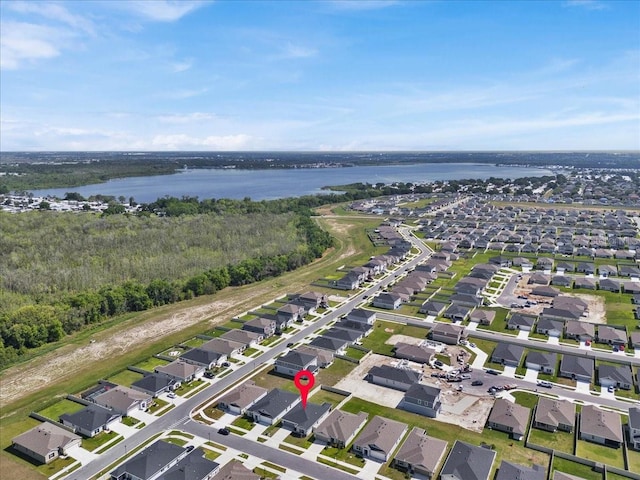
[250,368,299,393]
[627,448,640,474]
[181,336,208,348]
[174,379,206,396]
[282,433,314,449]
[344,347,367,360]
[147,398,168,414]
[231,416,256,430]
[316,359,358,387]
[511,391,539,410]
[243,347,260,357]
[551,456,601,480]
[133,356,170,372]
[309,388,349,407]
[82,431,120,452]
[360,321,429,357]
[37,399,85,420]
[576,440,625,469]
[528,428,574,454]
[106,368,144,387]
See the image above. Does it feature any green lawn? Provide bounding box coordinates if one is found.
[133,356,170,371]
[106,369,144,387]
[174,379,206,396]
[202,448,221,461]
[360,320,429,357]
[528,428,575,454]
[576,440,625,469]
[310,388,349,407]
[344,347,367,360]
[282,433,314,449]
[122,416,140,427]
[147,398,168,414]
[82,431,120,452]
[627,448,640,474]
[231,416,256,430]
[511,392,539,410]
[242,347,260,357]
[250,368,299,393]
[551,456,602,480]
[163,437,188,447]
[36,456,76,477]
[316,359,358,387]
[317,455,361,474]
[181,336,208,348]
[37,399,85,420]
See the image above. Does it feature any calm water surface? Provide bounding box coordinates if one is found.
[32,163,555,203]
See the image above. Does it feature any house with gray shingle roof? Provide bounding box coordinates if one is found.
[216,381,268,415]
[281,401,332,437]
[564,320,595,341]
[491,343,525,367]
[394,342,436,364]
[131,373,178,398]
[440,440,496,480]
[274,350,318,377]
[392,427,448,478]
[507,313,537,331]
[93,385,151,416]
[579,405,623,447]
[367,365,422,391]
[308,336,348,355]
[399,383,441,418]
[346,308,376,324]
[495,461,545,480]
[596,325,627,346]
[313,409,368,448]
[487,398,530,440]
[430,323,465,345]
[351,415,408,462]
[533,397,575,432]
[443,303,472,321]
[574,277,597,290]
[536,317,563,338]
[220,329,263,347]
[160,448,220,480]
[110,440,185,480]
[373,292,403,310]
[245,389,300,425]
[12,422,81,464]
[242,316,276,337]
[598,364,633,390]
[525,351,557,374]
[180,348,226,369]
[469,309,496,325]
[629,407,640,451]
[559,355,594,383]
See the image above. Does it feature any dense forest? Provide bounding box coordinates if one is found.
[1,151,637,191]
[0,196,334,368]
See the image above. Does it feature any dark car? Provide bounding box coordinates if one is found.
[287,342,294,347]
[186,445,195,452]
[471,380,483,386]
[218,428,230,435]
[486,369,500,375]
[222,362,230,367]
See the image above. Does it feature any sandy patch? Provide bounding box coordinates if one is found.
[386,334,423,346]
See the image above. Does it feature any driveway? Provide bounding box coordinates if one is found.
[357,458,383,479]
[575,380,592,394]
[523,368,539,383]
[502,365,517,378]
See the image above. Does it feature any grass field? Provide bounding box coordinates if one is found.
[106,369,144,387]
[528,428,575,454]
[82,431,120,452]
[37,398,85,420]
[627,448,640,474]
[133,356,170,371]
[576,440,625,469]
[360,320,430,356]
[309,388,349,407]
[551,456,602,480]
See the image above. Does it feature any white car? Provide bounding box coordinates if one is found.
[167,392,176,399]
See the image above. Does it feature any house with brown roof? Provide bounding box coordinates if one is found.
[277,303,305,324]
[93,385,151,416]
[220,329,263,347]
[469,309,496,325]
[533,397,575,432]
[392,427,448,478]
[487,398,530,440]
[155,360,204,382]
[596,325,627,346]
[12,422,81,464]
[564,320,595,342]
[351,415,408,462]
[216,381,268,415]
[242,317,276,337]
[296,291,328,312]
[579,405,623,447]
[212,460,259,480]
[430,323,465,345]
[313,409,368,448]
[200,337,245,357]
[394,342,436,364]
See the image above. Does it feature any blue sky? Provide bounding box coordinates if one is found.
[1,0,639,151]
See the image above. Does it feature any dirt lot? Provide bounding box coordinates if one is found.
[334,353,492,433]
[513,277,606,323]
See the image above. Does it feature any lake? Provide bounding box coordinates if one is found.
[31,163,556,203]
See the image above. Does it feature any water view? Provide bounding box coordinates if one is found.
[31,163,556,203]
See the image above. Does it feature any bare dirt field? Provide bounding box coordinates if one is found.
[334,353,493,432]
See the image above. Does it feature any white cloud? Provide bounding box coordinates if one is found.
[6,1,96,34]
[151,133,252,150]
[157,112,218,123]
[123,1,208,22]
[564,0,608,11]
[171,59,193,72]
[280,43,317,59]
[0,21,67,69]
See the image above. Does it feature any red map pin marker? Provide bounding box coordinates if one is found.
[293,369,315,410]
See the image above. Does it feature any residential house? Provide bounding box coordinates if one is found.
[419,300,448,316]
[334,319,373,338]
[394,342,436,364]
[155,360,204,383]
[308,336,348,355]
[507,313,537,331]
[619,265,640,277]
[313,409,368,448]
[525,351,557,374]
[430,323,465,345]
[216,381,268,415]
[579,405,623,448]
[274,350,318,377]
[296,291,328,312]
[495,461,545,480]
[220,329,263,347]
[372,292,403,310]
[598,265,618,278]
[489,256,512,267]
[392,427,448,479]
[574,277,597,290]
[212,460,259,480]
[536,317,563,338]
[110,440,187,480]
[281,402,332,437]
[632,295,640,305]
[577,263,596,275]
[242,317,276,337]
[469,309,496,325]
[131,373,178,398]
[531,286,560,297]
[399,383,442,418]
[159,448,219,480]
[245,389,300,425]
[533,397,575,432]
[598,364,633,390]
[487,398,530,440]
[629,407,640,451]
[631,331,640,349]
[277,303,305,325]
[366,365,422,391]
[559,355,594,383]
[294,345,334,368]
[491,343,525,367]
[552,275,574,288]
[60,404,122,437]
[624,282,640,294]
[335,272,361,290]
[322,327,362,345]
[93,385,151,416]
[537,257,555,271]
[529,273,550,285]
[346,308,376,325]
[596,326,627,346]
[443,304,472,322]
[564,321,595,342]
[440,440,496,480]
[11,422,82,464]
[180,348,226,369]
[351,415,408,462]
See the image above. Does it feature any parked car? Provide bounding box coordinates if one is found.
[222,362,230,367]
[434,360,444,367]
[607,385,615,393]
[218,428,230,435]
[486,369,500,375]
[204,371,215,379]
[471,380,484,386]
[167,392,176,399]
[537,380,552,388]
[287,342,294,347]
